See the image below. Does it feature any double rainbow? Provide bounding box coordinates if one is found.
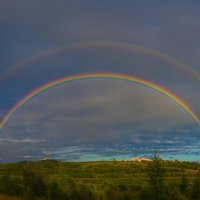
[0,72,199,131]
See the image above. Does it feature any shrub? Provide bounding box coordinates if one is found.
[190,170,200,200]
[23,166,47,197]
[47,181,61,199]
[0,175,25,197]
[76,182,94,200]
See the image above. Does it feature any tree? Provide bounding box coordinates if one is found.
[148,151,166,200]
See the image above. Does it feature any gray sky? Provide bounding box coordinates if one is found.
[0,1,200,162]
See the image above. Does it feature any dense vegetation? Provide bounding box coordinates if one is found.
[0,154,200,199]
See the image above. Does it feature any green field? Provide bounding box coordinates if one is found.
[0,158,199,200]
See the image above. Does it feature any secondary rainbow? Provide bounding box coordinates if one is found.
[1,41,200,81]
[0,72,199,131]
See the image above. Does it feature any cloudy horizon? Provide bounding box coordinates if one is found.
[0,1,200,162]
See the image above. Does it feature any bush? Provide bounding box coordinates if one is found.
[0,175,25,197]
[102,180,118,200]
[76,182,94,200]
[59,177,77,200]
[47,181,61,199]
[165,180,188,200]
[190,170,200,200]
[118,184,127,191]
[23,166,47,197]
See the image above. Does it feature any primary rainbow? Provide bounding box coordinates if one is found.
[0,72,199,131]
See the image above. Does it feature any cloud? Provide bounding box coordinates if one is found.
[3,79,194,137]
[0,138,46,144]
[0,1,200,162]
[0,79,198,162]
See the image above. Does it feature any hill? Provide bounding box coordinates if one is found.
[0,159,199,199]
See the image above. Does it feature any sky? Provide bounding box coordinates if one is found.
[0,1,200,162]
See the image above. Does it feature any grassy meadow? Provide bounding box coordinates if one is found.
[0,156,200,200]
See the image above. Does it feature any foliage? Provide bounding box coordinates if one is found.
[179,172,189,195]
[0,158,198,199]
[76,182,94,200]
[147,151,166,200]
[166,180,188,200]
[23,166,47,197]
[0,175,25,196]
[190,169,200,200]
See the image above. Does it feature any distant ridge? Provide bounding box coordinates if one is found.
[130,157,152,162]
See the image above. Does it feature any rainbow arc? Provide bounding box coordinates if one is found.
[0,72,199,131]
[1,41,200,81]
